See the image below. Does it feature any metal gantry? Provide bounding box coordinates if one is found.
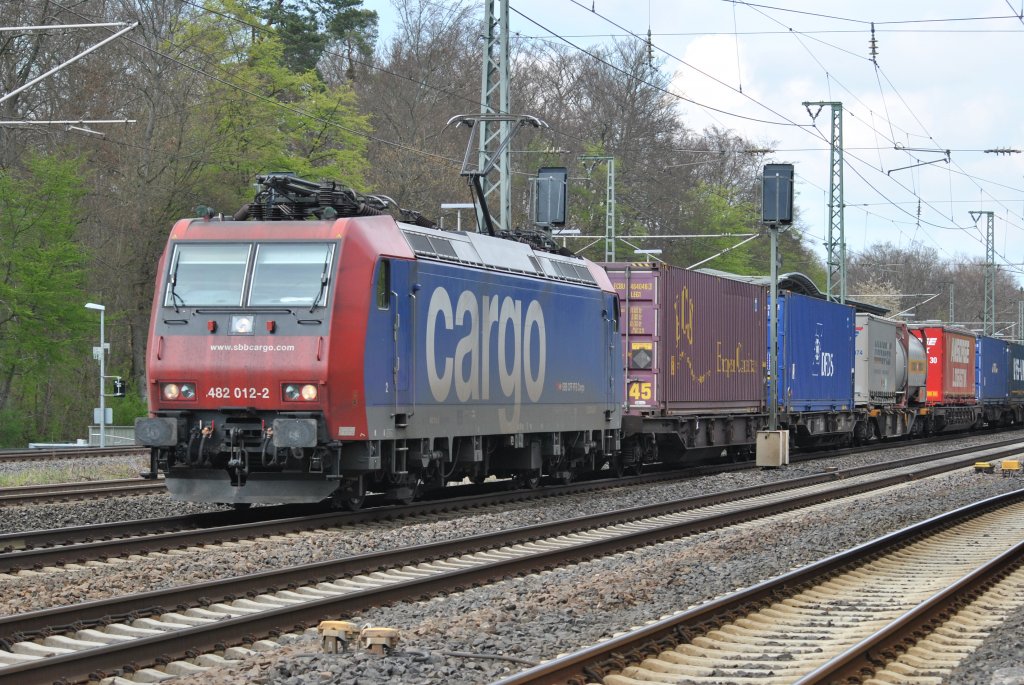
[477,0,511,233]
[581,156,616,261]
[803,101,845,303]
[970,210,996,335]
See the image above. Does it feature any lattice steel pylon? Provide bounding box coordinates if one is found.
[580,156,616,261]
[803,101,845,303]
[477,0,511,233]
[971,210,996,335]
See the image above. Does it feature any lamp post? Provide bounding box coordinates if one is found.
[84,302,107,447]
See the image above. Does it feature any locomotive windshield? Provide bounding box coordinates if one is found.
[164,242,334,308]
[165,244,250,307]
[250,243,334,307]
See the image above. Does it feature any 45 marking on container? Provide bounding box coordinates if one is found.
[628,380,653,404]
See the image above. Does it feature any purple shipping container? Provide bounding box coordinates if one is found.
[1010,341,1024,400]
[976,336,1010,402]
[775,292,855,411]
[605,263,766,415]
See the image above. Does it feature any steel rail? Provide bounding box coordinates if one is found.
[0,479,164,506]
[0,446,146,463]
[795,534,1024,683]
[489,490,1024,685]
[1,446,1022,684]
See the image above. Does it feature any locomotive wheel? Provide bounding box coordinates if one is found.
[342,494,365,511]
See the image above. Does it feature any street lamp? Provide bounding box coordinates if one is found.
[84,302,107,447]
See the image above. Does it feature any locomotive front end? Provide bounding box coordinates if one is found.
[137,219,343,504]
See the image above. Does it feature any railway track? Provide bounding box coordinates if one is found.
[0,441,1021,684]
[495,490,1024,685]
[0,446,146,464]
[0,478,164,506]
[0,428,1001,507]
[1,438,1020,575]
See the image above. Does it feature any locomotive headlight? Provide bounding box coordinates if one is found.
[161,382,196,401]
[230,315,255,335]
[283,383,318,401]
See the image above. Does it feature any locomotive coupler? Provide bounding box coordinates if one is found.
[140,448,160,479]
[226,428,249,487]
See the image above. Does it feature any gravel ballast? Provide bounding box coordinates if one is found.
[2,432,1024,683]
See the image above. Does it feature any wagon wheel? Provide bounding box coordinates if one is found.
[611,455,625,479]
[521,470,541,489]
[397,480,421,505]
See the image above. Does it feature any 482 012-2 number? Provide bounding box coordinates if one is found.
[206,387,270,399]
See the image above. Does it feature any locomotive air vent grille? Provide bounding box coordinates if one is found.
[553,260,578,280]
[404,232,433,254]
[429,237,458,259]
[401,228,597,287]
[573,264,596,283]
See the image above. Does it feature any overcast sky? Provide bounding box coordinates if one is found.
[363,1,1024,281]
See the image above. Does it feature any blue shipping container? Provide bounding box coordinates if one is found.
[773,292,855,411]
[976,335,1009,402]
[1010,341,1024,400]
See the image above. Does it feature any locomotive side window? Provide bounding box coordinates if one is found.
[249,243,334,307]
[165,244,250,307]
[376,259,391,309]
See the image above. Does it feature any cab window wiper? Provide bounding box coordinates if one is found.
[309,247,331,313]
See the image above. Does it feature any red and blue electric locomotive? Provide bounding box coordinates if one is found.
[136,175,621,508]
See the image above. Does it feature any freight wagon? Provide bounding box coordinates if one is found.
[773,291,857,445]
[853,313,926,440]
[909,325,983,432]
[605,263,766,465]
[976,335,1023,426]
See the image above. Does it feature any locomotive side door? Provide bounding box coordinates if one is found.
[373,258,411,415]
[606,292,621,415]
[388,259,413,401]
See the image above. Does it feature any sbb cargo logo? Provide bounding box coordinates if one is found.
[425,287,546,427]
